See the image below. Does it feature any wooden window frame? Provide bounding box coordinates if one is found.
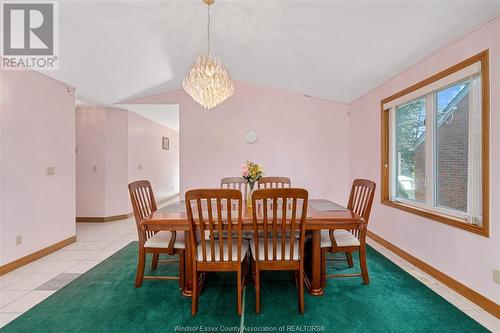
[381,50,490,237]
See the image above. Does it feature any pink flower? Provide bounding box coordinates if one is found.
[240,166,249,177]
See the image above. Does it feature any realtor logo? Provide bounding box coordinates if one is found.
[1,2,59,70]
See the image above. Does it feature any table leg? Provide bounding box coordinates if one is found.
[182,230,193,297]
[304,230,324,296]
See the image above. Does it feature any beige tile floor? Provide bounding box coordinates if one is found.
[1,208,498,331]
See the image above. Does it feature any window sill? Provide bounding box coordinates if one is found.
[381,199,489,237]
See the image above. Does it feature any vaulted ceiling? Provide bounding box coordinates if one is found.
[48,1,500,105]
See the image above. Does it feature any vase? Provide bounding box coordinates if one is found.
[246,183,254,209]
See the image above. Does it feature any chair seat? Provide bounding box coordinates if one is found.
[197,239,249,262]
[144,231,185,249]
[320,229,360,248]
[250,238,300,261]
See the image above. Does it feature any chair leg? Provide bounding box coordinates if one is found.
[255,267,261,314]
[192,270,199,315]
[359,246,369,285]
[151,253,159,271]
[298,266,305,314]
[135,247,146,288]
[346,252,353,268]
[321,249,327,289]
[251,258,256,284]
[237,268,242,316]
[179,251,185,291]
[242,256,248,286]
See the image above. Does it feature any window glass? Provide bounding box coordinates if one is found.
[395,98,426,202]
[435,81,470,212]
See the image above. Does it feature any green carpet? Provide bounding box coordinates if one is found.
[2,242,488,333]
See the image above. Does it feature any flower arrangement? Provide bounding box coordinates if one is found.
[240,160,264,190]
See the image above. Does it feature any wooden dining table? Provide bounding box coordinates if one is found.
[141,198,364,297]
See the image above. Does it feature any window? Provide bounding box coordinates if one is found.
[381,50,489,236]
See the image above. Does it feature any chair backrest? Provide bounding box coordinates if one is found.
[346,179,376,239]
[251,188,308,262]
[347,179,376,222]
[128,180,157,239]
[257,176,291,189]
[185,189,243,263]
[220,177,248,201]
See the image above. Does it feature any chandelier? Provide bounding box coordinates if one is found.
[183,0,234,110]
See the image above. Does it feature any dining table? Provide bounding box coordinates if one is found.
[141,198,364,297]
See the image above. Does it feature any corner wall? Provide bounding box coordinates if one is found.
[76,107,129,218]
[75,107,179,218]
[75,107,107,217]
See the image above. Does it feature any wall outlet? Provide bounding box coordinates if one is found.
[46,166,55,176]
[16,234,22,246]
[494,269,500,285]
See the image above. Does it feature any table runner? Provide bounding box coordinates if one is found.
[308,201,346,212]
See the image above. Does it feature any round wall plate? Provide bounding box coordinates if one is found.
[245,131,257,144]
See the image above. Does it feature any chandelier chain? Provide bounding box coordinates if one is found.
[207,5,211,56]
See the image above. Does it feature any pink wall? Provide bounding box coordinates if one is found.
[128,112,179,203]
[76,107,179,217]
[76,107,128,217]
[349,16,500,303]
[124,81,351,203]
[105,109,129,216]
[76,107,107,217]
[1,69,76,265]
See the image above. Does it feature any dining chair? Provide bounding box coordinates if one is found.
[250,188,308,314]
[320,179,376,286]
[185,189,249,315]
[128,180,185,288]
[220,177,248,202]
[257,176,291,189]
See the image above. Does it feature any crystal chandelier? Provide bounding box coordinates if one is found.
[183,0,234,110]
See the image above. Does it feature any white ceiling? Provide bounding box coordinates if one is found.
[116,104,179,130]
[46,1,500,105]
